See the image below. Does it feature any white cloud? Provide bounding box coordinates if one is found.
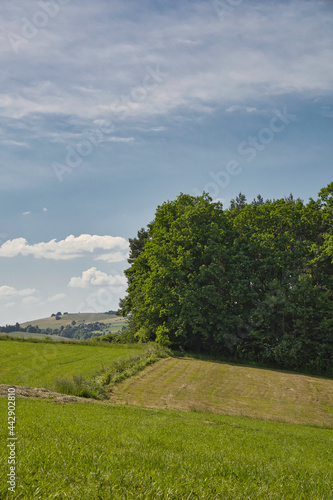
[47,293,66,302]
[1,1,332,125]
[0,139,30,148]
[68,267,127,288]
[104,136,135,143]
[0,234,129,261]
[135,126,166,132]
[93,118,113,128]
[150,127,166,132]
[42,207,48,212]
[22,211,31,216]
[226,106,259,113]
[0,285,36,298]
[95,251,129,263]
[22,296,39,305]
[176,39,201,46]
[5,301,15,308]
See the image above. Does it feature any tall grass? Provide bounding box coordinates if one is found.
[54,374,105,400]
[54,344,170,399]
[98,344,170,386]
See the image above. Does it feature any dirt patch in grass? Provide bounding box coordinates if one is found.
[108,357,333,427]
[0,384,96,404]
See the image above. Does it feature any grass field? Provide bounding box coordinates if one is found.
[1,339,333,498]
[1,398,332,499]
[110,357,333,427]
[0,341,144,390]
[20,312,127,330]
[0,332,79,341]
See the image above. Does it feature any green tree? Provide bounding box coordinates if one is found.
[120,184,333,374]
[121,193,239,351]
[230,192,247,210]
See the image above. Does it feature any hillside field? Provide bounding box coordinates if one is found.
[110,357,333,428]
[0,331,79,341]
[1,339,333,499]
[1,340,332,426]
[20,312,127,331]
[0,340,144,390]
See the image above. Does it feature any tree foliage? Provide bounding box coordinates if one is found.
[119,184,333,375]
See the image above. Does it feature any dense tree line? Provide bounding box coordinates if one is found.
[0,321,112,340]
[0,323,33,333]
[54,322,110,340]
[119,183,333,376]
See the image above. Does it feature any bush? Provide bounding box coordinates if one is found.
[93,328,136,344]
[54,375,104,400]
[54,345,170,399]
[98,344,170,387]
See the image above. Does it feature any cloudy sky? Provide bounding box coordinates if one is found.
[0,0,332,324]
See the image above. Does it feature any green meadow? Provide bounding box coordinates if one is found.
[0,340,144,390]
[1,339,333,499]
[1,398,333,500]
[0,331,78,341]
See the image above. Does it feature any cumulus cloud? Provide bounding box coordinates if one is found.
[0,234,129,261]
[0,285,36,298]
[47,293,66,302]
[22,296,39,305]
[95,251,129,263]
[68,267,127,288]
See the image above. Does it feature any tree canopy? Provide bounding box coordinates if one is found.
[119,183,333,376]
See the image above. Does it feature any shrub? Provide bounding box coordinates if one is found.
[54,375,105,400]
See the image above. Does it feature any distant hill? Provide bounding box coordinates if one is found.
[20,312,125,330]
[0,331,79,341]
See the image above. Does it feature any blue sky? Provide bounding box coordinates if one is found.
[0,0,332,324]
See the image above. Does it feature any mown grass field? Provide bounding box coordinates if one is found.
[20,312,127,330]
[111,357,333,427]
[1,398,332,499]
[0,340,144,390]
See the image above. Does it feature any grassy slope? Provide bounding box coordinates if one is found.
[1,398,332,499]
[0,341,144,390]
[1,342,333,498]
[20,312,126,330]
[1,340,332,427]
[0,331,79,341]
[111,357,333,427]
